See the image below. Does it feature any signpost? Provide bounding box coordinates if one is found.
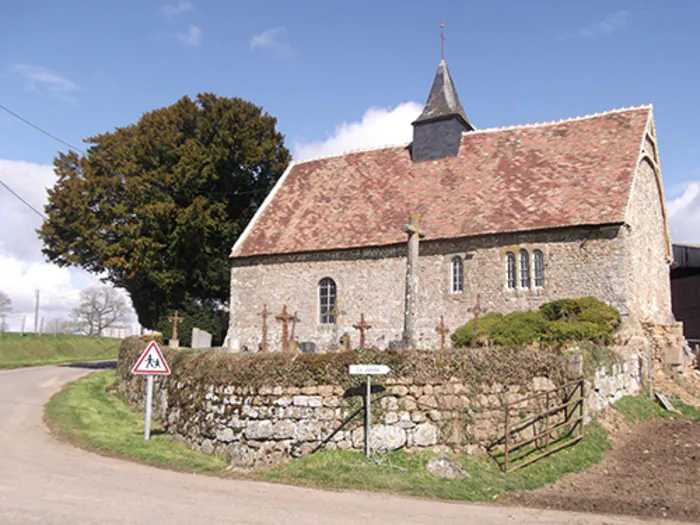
[131,341,171,440]
[349,364,391,458]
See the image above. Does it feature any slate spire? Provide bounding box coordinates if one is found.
[411,60,474,162]
[413,59,473,129]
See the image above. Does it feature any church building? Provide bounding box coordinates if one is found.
[225,59,672,351]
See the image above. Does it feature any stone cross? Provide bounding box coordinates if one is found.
[470,294,482,348]
[353,313,372,349]
[259,304,269,352]
[436,315,449,351]
[401,213,425,349]
[168,310,184,341]
[275,305,295,353]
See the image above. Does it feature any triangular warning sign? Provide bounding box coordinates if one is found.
[131,341,171,375]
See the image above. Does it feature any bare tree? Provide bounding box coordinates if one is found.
[0,290,11,317]
[71,286,130,336]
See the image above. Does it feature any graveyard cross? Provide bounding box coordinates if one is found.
[401,213,425,349]
[290,311,299,341]
[260,304,269,352]
[470,294,482,348]
[168,310,184,341]
[436,315,449,351]
[275,305,295,353]
[353,313,372,349]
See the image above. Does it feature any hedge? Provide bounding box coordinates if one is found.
[117,337,567,389]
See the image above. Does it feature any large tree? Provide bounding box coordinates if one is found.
[40,94,290,328]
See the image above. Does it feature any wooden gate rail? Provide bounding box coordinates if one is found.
[488,379,585,473]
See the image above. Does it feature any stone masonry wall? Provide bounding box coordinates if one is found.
[117,354,641,468]
[622,124,672,325]
[228,225,629,352]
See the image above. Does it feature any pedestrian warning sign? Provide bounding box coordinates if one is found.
[131,341,170,375]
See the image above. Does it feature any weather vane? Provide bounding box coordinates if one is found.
[440,22,446,59]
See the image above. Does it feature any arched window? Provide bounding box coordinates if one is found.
[318,278,337,324]
[534,250,545,287]
[519,249,531,289]
[506,252,516,289]
[450,256,464,293]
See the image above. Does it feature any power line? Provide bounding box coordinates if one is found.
[0,178,46,220]
[0,101,272,198]
[0,103,86,154]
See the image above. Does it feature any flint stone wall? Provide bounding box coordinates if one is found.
[116,354,640,468]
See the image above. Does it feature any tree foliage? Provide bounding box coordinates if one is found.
[40,94,290,328]
[71,286,130,336]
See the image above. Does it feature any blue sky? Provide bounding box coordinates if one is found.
[1,0,700,325]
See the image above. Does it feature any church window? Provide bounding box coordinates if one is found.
[520,250,531,289]
[534,250,545,287]
[318,278,337,324]
[506,252,516,289]
[450,256,464,293]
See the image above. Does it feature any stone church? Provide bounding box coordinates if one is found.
[225,59,672,351]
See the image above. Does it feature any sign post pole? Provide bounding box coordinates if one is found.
[348,364,390,461]
[131,341,171,442]
[144,375,154,440]
[365,375,371,459]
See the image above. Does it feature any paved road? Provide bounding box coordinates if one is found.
[0,365,680,525]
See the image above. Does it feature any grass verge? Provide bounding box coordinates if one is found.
[47,370,617,500]
[255,425,611,501]
[45,370,228,474]
[0,333,120,368]
[613,395,700,423]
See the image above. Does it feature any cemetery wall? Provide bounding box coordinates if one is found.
[116,342,641,468]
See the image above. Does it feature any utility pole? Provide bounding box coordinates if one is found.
[20,316,26,336]
[34,289,40,333]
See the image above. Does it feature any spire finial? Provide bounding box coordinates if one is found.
[440,22,446,59]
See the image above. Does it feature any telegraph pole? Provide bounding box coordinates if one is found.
[34,289,40,333]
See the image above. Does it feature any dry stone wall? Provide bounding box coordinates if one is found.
[116,353,641,468]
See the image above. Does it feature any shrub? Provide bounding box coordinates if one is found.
[489,311,549,346]
[451,312,504,348]
[544,320,603,344]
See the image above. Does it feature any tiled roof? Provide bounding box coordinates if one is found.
[232,106,651,258]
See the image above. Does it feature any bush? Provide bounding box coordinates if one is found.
[451,312,503,348]
[451,297,622,348]
[489,311,549,346]
[544,320,603,344]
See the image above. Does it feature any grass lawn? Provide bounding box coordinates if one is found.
[0,333,120,368]
[46,370,618,500]
[45,370,228,474]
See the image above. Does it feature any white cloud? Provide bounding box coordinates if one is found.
[162,0,193,17]
[667,181,700,244]
[12,65,83,102]
[0,159,136,333]
[578,11,630,39]
[176,24,202,47]
[249,27,292,58]
[294,102,422,160]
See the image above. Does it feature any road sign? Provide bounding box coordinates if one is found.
[349,364,391,459]
[349,364,390,375]
[131,341,170,375]
[131,341,170,441]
